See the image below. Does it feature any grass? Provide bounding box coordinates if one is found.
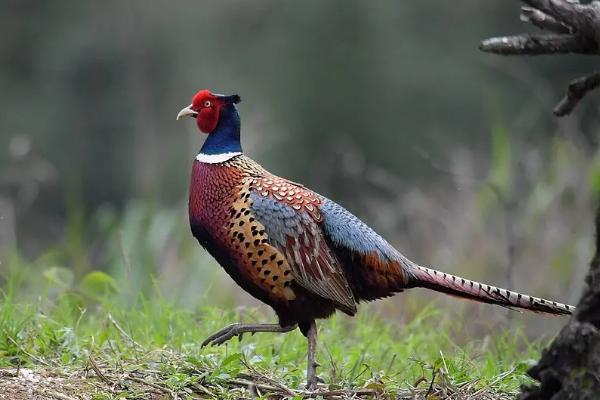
[1,166,580,400]
[0,266,544,400]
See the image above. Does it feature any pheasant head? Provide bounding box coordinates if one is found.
[177,89,241,134]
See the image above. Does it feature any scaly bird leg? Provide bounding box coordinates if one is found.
[305,319,319,391]
[201,323,297,347]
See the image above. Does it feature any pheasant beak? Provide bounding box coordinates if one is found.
[176,104,198,120]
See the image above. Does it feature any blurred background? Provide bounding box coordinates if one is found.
[1,0,598,340]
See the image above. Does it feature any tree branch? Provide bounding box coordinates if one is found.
[481,0,600,116]
[554,71,600,116]
[520,6,571,34]
[479,33,592,55]
[522,0,589,25]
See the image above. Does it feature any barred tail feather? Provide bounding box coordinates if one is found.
[410,265,574,315]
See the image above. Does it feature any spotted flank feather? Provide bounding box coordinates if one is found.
[226,179,296,301]
[249,177,357,315]
[409,265,574,315]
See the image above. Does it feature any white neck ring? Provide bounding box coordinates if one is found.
[196,152,242,164]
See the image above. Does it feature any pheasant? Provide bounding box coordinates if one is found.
[177,89,574,390]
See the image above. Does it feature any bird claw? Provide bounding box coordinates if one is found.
[201,323,294,348]
[305,375,324,391]
[201,323,244,347]
[306,362,323,390]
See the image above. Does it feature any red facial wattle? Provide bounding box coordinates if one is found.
[190,90,223,134]
[197,105,220,133]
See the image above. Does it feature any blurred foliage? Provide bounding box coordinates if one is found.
[0,1,597,342]
[0,1,598,256]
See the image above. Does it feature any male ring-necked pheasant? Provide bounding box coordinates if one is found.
[177,89,574,390]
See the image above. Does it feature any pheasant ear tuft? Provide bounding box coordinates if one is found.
[217,94,241,104]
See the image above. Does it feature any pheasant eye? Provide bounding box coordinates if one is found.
[204,100,212,108]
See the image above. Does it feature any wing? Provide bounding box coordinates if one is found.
[249,176,357,314]
[319,198,412,301]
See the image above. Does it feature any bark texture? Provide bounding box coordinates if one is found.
[520,202,600,399]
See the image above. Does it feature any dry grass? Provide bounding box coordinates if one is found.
[0,358,518,400]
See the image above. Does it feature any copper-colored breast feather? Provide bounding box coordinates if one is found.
[189,161,297,305]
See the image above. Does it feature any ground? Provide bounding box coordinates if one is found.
[0,286,541,400]
[0,366,517,399]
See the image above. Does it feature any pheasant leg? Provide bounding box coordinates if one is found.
[305,319,319,390]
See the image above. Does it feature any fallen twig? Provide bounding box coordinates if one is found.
[107,313,144,351]
[471,367,516,398]
[86,354,112,385]
[126,375,176,397]
[5,333,50,366]
[193,382,217,398]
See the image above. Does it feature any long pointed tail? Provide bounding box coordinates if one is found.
[409,265,574,315]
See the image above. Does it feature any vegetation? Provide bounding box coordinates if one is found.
[1,267,542,399]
